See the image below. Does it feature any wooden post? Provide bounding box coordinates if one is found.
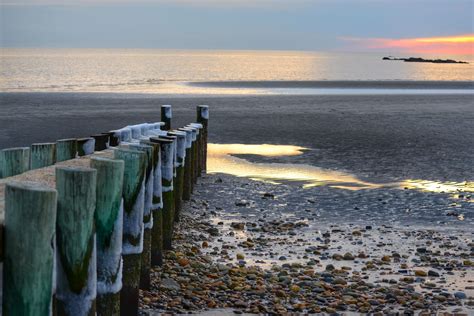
[128,144,154,290]
[0,147,30,179]
[177,128,193,201]
[55,166,97,316]
[190,123,203,177]
[141,140,164,266]
[91,157,125,316]
[129,125,142,140]
[185,126,199,187]
[167,131,186,222]
[3,182,57,316]
[161,105,172,130]
[77,138,95,157]
[31,143,56,170]
[92,134,110,151]
[150,137,174,250]
[197,105,209,173]
[113,148,146,316]
[56,139,77,162]
[103,131,121,147]
[118,128,132,143]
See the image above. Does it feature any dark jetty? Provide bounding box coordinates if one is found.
[383,56,468,64]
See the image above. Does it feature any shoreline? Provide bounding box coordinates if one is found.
[139,173,473,314]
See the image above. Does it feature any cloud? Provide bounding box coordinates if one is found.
[340,34,474,55]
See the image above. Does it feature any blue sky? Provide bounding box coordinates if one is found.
[1,0,472,52]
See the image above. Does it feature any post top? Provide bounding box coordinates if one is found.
[5,180,57,193]
[0,147,30,153]
[90,156,124,166]
[31,142,56,146]
[56,138,77,143]
[55,165,96,173]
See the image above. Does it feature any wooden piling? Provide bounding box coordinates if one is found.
[128,144,154,290]
[185,126,199,187]
[161,105,172,130]
[190,123,203,177]
[177,128,193,201]
[139,140,163,266]
[91,157,125,316]
[150,137,174,250]
[92,134,110,151]
[113,148,146,316]
[118,128,132,143]
[0,147,30,179]
[3,181,57,316]
[167,131,186,222]
[30,143,56,170]
[56,139,77,162]
[103,131,121,147]
[197,105,209,173]
[77,138,95,157]
[55,166,97,316]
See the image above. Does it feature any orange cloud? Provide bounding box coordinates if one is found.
[342,34,474,55]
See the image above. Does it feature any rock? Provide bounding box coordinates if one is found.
[326,264,335,271]
[235,200,250,207]
[230,222,245,230]
[414,270,427,277]
[161,278,180,291]
[236,253,245,260]
[207,227,219,236]
[343,252,355,260]
[381,255,391,262]
[178,258,189,267]
[454,292,467,299]
[427,270,440,277]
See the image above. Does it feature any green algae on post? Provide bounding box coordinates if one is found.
[3,181,57,316]
[30,143,56,170]
[55,166,97,316]
[128,143,155,290]
[56,139,77,162]
[0,147,30,179]
[113,148,146,316]
[150,137,175,250]
[90,157,125,316]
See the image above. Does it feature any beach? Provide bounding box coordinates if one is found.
[1,91,473,313]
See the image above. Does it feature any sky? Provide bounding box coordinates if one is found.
[1,0,473,55]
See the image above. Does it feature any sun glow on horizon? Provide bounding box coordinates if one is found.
[342,34,474,55]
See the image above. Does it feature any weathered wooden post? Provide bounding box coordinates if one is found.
[197,105,209,172]
[56,138,77,162]
[114,148,146,316]
[190,123,203,177]
[77,138,95,157]
[3,182,57,316]
[161,105,172,130]
[31,143,56,170]
[150,137,174,250]
[118,128,132,143]
[92,134,110,151]
[91,157,125,316]
[167,131,186,222]
[185,126,199,187]
[55,166,97,316]
[141,140,164,266]
[103,131,121,147]
[128,143,154,290]
[0,147,30,179]
[177,128,193,201]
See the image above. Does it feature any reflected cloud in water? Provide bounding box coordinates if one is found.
[207,143,473,199]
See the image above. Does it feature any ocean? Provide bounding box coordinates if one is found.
[1,49,473,95]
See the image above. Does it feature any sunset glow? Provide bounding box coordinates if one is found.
[343,34,474,55]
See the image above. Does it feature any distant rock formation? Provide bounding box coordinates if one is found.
[382,56,468,64]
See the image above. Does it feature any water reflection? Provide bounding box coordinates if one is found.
[207,143,383,190]
[207,143,473,199]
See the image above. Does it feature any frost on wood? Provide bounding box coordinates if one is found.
[198,105,209,120]
[97,202,124,295]
[161,105,172,119]
[114,149,146,256]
